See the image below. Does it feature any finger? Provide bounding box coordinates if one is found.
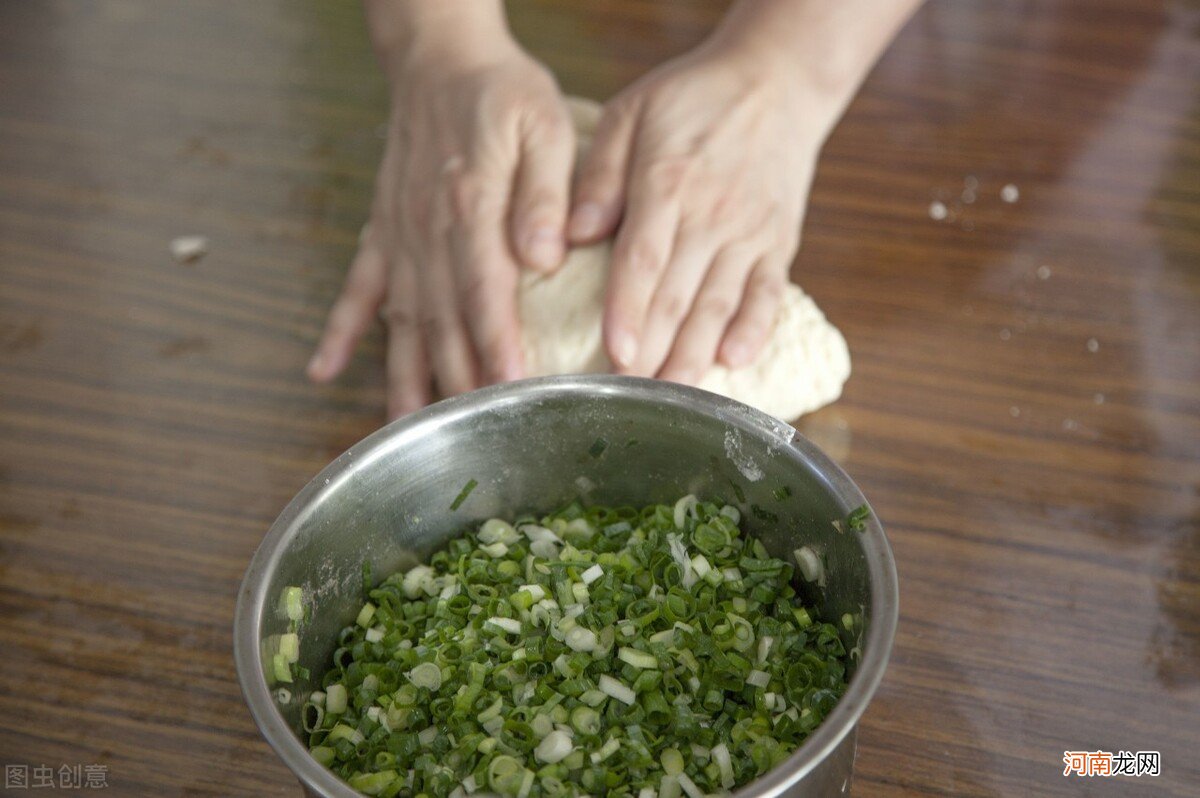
[307,229,387,383]
[718,258,787,369]
[511,109,575,273]
[421,224,481,398]
[626,224,721,378]
[658,247,756,385]
[449,201,525,384]
[568,99,639,244]
[602,157,685,371]
[381,255,431,420]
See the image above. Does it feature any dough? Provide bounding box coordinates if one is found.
[518,98,851,422]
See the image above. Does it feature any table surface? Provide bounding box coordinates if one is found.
[1,1,1197,795]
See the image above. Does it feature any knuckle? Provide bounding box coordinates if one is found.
[404,190,436,231]
[645,155,692,198]
[750,267,785,294]
[656,292,688,322]
[706,190,747,228]
[618,239,663,279]
[418,310,450,339]
[694,293,737,321]
[529,105,570,139]
[456,271,492,317]
[450,174,503,222]
[379,304,418,331]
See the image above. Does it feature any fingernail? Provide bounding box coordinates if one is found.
[525,227,563,270]
[613,332,637,369]
[569,203,604,240]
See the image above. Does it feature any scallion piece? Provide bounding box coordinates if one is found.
[271,653,292,684]
[449,478,478,511]
[617,647,658,670]
[598,674,636,705]
[324,683,347,715]
[409,662,442,691]
[278,632,299,664]
[281,586,304,622]
[534,729,573,764]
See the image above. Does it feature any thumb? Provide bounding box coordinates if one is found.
[510,108,576,274]
[568,99,638,244]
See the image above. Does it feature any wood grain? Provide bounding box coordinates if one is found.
[1,0,1197,795]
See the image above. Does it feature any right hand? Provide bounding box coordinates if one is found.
[307,36,575,418]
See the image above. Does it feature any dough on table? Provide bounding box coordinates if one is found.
[518,98,851,422]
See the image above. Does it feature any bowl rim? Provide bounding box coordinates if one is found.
[234,374,898,797]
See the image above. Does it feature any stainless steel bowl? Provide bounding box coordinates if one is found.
[234,375,897,797]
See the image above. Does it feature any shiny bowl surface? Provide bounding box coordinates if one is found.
[234,375,898,797]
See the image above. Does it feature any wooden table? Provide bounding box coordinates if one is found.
[1,1,1196,795]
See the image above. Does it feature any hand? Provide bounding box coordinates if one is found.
[569,37,835,385]
[307,35,574,418]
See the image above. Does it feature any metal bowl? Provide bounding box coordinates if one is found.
[234,375,897,797]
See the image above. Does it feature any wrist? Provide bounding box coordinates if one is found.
[701,29,848,144]
[365,0,516,80]
[707,0,920,142]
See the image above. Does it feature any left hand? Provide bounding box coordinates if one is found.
[568,36,835,385]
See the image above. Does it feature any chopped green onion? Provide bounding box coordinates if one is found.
[409,662,442,691]
[486,617,522,635]
[848,504,870,531]
[348,770,398,795]
[534,729,573,764]
[590,736,620,764]
[598,674,636,705]
[711,743,735,789]
[570,706,601,735]
[480,518,519,544]
[278,632,299,663]
[271,653,292,684]
[617,647,658,670]
[660,748,684,776]
[751,504,779,523]
[588,437,609,458]
[747,669,770,688]
[673,495,698,529]
[794,546,824,585]
[306,498,849,796]
[480,541,508,558]
[449,478,478,511]
[324,683,347,715]
[564,627,597,653]
[757,635,774,663]
[280,586,303,622]
[677,772,704,798]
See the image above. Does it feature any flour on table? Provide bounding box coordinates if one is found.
[518,98,851,421]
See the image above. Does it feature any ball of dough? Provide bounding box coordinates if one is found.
[517,99,851,422]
